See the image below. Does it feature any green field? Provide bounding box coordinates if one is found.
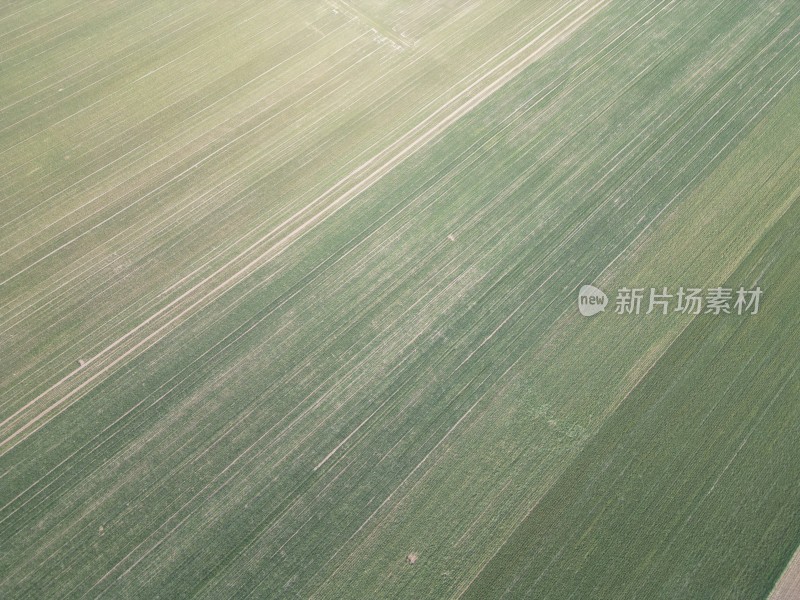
[1,0,799,598]
[464,153,800,599]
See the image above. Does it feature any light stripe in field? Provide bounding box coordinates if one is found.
[0,1,60,27]
[313,402,384,472]
[0,5,81,59]
[0,0,610,455]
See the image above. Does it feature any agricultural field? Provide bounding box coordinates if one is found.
[1,0,799,598]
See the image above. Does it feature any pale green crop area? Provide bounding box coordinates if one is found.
[1,1,799,598]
